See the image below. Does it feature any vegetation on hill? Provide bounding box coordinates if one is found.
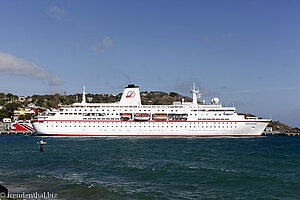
[268,120,299,133]
[141,91,192,105]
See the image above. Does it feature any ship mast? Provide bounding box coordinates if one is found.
[192,83,201,105]
[81,86,86,104]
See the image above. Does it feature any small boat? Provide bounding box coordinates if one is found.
[134,114,150,121]
[152,114,169,120]
[121,113,131,120]
[10,120,35,133]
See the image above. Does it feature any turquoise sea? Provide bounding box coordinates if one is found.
[0,135,300,200]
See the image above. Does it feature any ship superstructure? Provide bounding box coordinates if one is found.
[32,84,270,137]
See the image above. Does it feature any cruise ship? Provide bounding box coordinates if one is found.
[32,84,271,137]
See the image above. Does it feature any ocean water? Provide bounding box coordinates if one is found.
[0,135,300,200]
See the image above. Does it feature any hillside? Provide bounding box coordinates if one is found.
[268,120,300,133]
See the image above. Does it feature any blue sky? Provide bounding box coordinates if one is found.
[0,0,299,127]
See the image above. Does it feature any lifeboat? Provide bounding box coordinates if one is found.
[152,114,169,121]
[134,114,150,121]
[121,113,131,120]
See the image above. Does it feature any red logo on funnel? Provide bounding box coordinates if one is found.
[126,91,135,98]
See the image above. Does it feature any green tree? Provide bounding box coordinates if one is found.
[5,102,22,113]
[18,115,26,120]
[0,109,9,121]
[46,101,56,108]
[169,92,179,97]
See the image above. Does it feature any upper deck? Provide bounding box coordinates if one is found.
[36,84,260,122]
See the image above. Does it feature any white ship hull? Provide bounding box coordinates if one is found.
[32,84,271,137]
[33,119,269,137]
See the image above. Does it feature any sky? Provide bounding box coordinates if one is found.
[0,0,299,127]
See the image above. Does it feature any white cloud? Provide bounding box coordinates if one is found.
[103,36,113,48]
[0,52,62,86]
[92,36,113,53]
[47,6,66,20]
